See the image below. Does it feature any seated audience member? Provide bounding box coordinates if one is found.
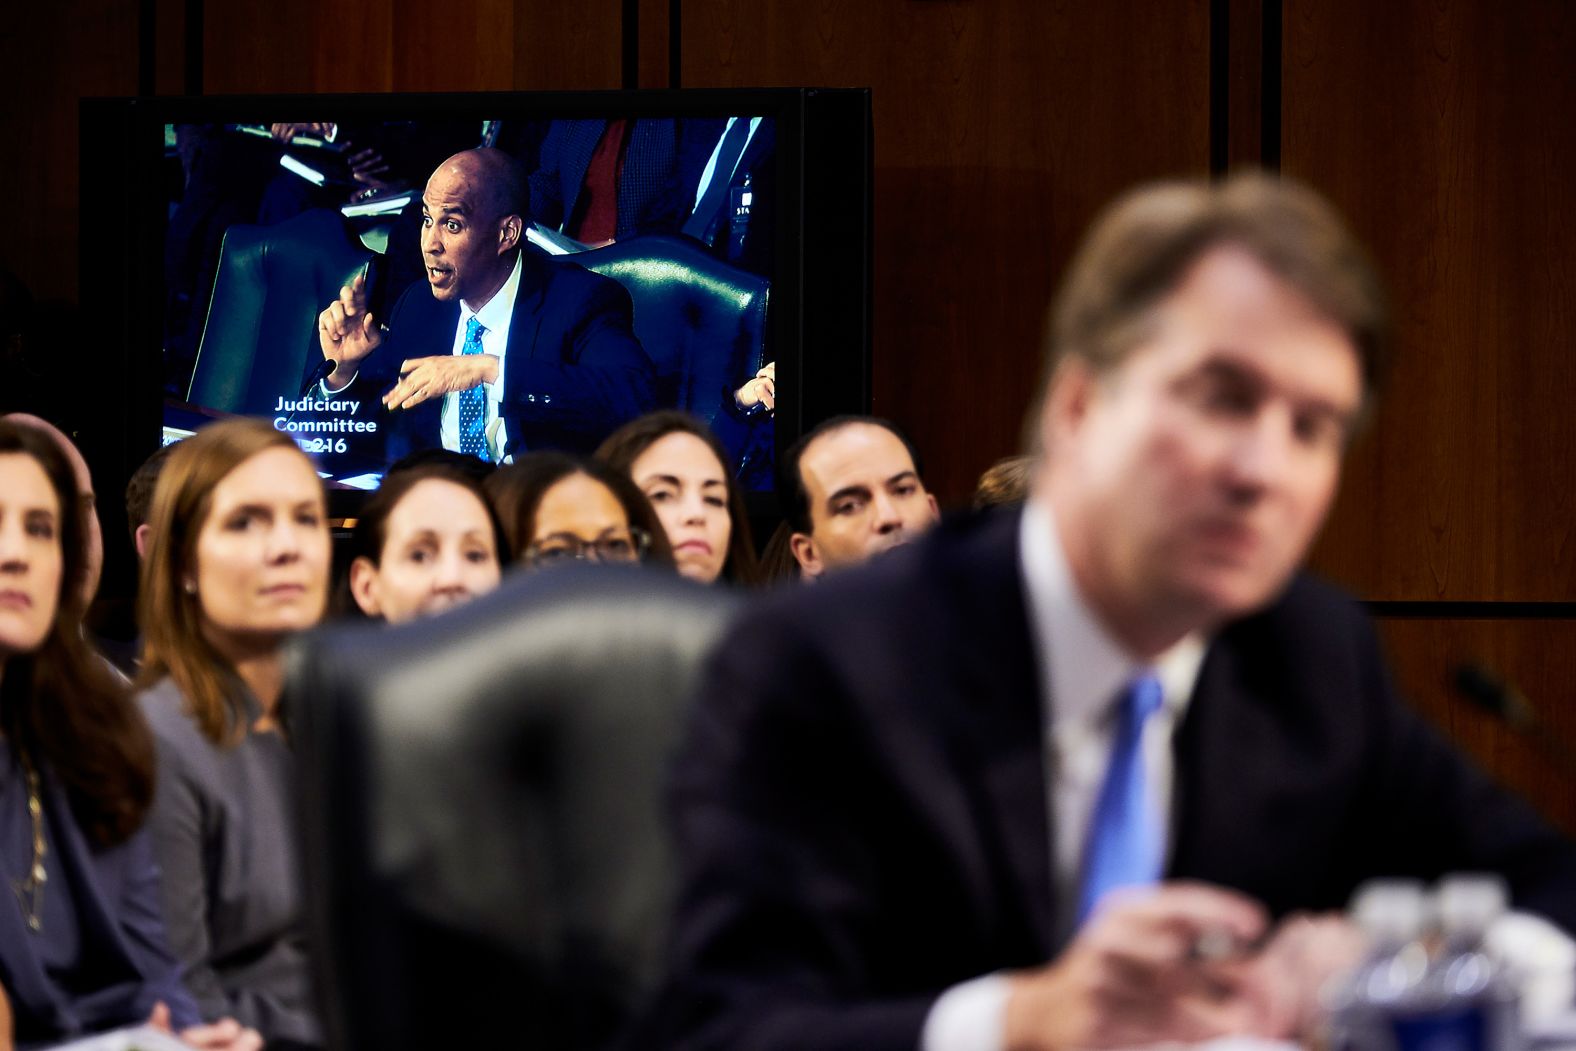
[343,465,508,623]
[640,175,1576,1051]
[4,414,139,676]
[125,442,180,562]
[0,421,260,1050]
[756,521,801,586]
[484,453,673,570]
[777,415,939,580]
[134,420,332,1048]
[380,445,497,485]
[2,415,103,613]
[595,411,760,586]
[973,454,1034,510]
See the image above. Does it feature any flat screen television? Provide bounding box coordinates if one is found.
[79,88,872,515]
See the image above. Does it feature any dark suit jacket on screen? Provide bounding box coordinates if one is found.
[640,508,1576,1051]
[673,117,775,276]
[528,119,683,243]
[356,252,655,462]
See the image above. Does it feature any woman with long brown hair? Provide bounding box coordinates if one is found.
[595,411,760,586]
[135,419,331,1048]
[0,419,258,1049]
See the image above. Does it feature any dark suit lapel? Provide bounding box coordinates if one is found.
[734,119,773,188]
[383,291,457,457]
[510,257,550,366]
[1166,606,1347,918]
[925,511,1057,959]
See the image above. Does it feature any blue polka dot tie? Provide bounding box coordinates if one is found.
[458,316,490,462]
[1076,672,1165,925]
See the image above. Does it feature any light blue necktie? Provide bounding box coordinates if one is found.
[1076,672,1165,924]
[458,317,490,462]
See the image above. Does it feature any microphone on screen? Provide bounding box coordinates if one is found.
[300,358,338,397]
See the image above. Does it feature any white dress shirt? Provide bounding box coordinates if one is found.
[921,497,1207,1051]
[323,253,523,463]
[439,252,522,461]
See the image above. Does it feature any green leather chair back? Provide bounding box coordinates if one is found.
[577,235,769,429]
[189,209,371,414]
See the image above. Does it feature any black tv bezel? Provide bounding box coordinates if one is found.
[80,87,872,522]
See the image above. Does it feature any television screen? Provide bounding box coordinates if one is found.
[82,90,871,506]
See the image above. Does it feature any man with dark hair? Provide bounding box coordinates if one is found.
[124,442,179,560]
[644,173,1576,1051]
[777,415,939,580]
[318,148,655,462]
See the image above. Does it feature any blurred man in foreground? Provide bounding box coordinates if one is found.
[643,174,1576,1050]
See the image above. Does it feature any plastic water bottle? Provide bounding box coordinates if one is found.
[1392,875,1520,1051]
[1330,877,1522,1051]
[1329,880,1432,1051]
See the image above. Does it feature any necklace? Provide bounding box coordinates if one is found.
[9,756,47,932]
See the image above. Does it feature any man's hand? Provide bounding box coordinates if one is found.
[382,354,500,411]
[1235,912,1366,1040]
[735,361,776,413]
[317,271,382,387]
[179,1019,265,1051]
[147,1002,264,1051]
[269,122,333,144]
[346,145,393,190]
[1002,883,1270,1051]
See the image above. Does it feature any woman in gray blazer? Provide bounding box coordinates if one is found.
[134,419,332,1049]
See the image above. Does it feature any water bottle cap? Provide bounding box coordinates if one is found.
[1351,879,1428,942]
[1436,873,1508,936]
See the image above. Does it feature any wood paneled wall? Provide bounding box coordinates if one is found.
[1379,616,1576,834]
[4,0,1573,831]
[1281,0,1576,834]
[1296,1,1576,604]
[1,0,142,306]
[677,0,1212,507]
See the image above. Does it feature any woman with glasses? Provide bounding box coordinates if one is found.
[595,411,760,587]
[135,419,332,1049]
[484,453,673,570]
[0,420,259,1050]
[342,465,508,623]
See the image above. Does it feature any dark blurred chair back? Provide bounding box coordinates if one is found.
[578,235,768,428]
[288,566,741,1050]
[189,208,370,413]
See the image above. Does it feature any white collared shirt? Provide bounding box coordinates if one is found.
[1018,496,1207,943]
[440,252,523,461]
[922,496,1208,1051]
